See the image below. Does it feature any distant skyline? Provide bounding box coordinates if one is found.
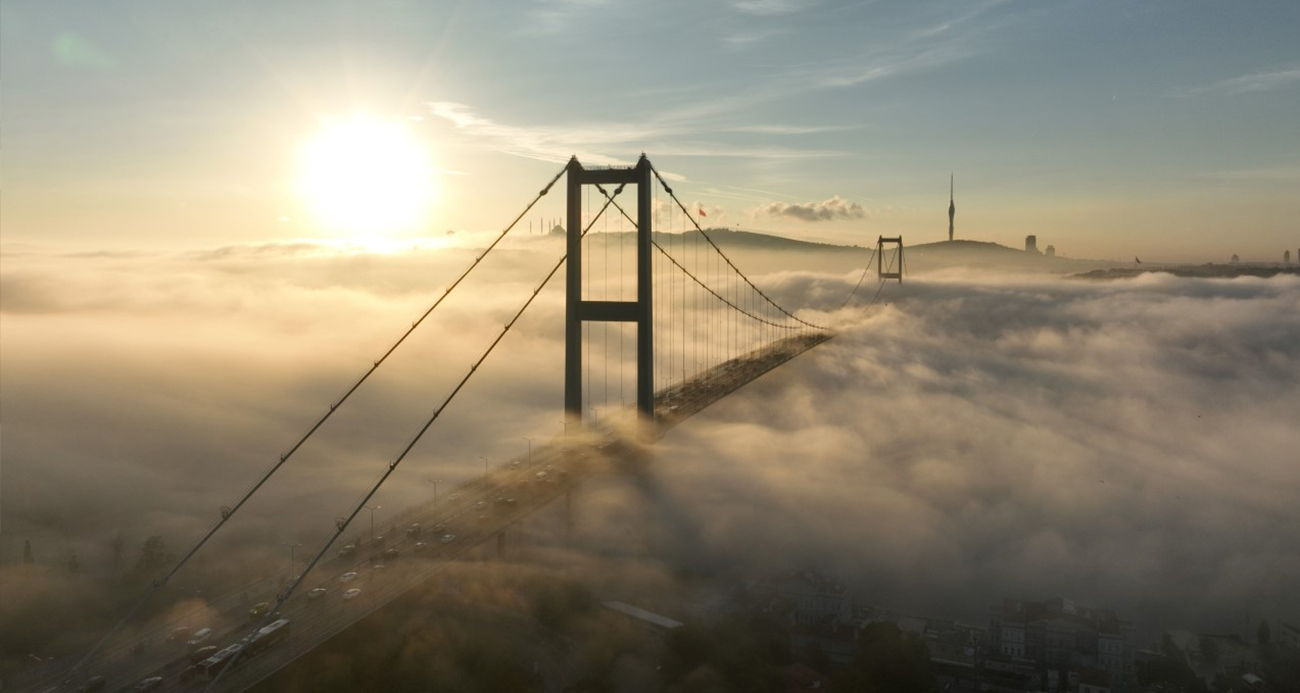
[3,0,1298,262]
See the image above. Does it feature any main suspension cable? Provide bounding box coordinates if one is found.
[839,246,881,309]
[61,162,570,683]
[592,185,803,331]
[204,183,625,693]
[648,164,830,331]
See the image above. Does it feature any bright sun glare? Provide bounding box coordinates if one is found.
[297,116,433,243]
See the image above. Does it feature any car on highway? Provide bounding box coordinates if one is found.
[132,677,163,692]
[339,544,356,557]
[382,547,400,561]
[187,627,212,646]
[413,541,428,553]
[248,602,271,619]
[371,564,386,574]
[342,588,361,600]
[441,534,456,544]
[474,500,487,510]
[189,645,218,664]
[307,587,327,599]
[338,571,358,583]
[405,523,422,537]
[166,626,190,642]
[180,665,199,683]
[431,523,446,533]
[76,676,106,693]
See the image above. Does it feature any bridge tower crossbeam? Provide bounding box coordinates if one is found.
[565,155,654,434]
[877,235,904,283]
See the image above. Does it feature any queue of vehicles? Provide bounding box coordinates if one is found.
[46,442,586,693]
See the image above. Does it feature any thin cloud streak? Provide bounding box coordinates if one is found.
[731,0,819,17]
[426,4,1009,170]
[1169,65,1300,98]
[424,102,845,166]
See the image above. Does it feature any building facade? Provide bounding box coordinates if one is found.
[988,597,1133,687]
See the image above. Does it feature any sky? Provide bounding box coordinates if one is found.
[2,0,1299,262]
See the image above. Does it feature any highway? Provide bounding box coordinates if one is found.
[21,332,829,693]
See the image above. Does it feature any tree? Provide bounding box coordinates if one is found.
[134,536,176,576]
[1199,636,1219,668]
[22,539,34,564]
[111,532,125,573]
[661,615,788,692]
[1136,655,1208,693]
[829,622,934,693]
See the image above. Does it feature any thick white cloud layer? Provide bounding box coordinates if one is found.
[623,271,1300,631]
[2,245,1297,635]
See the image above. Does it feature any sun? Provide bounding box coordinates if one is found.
[297,116,433,242]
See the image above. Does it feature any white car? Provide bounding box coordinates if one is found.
[185,628,212,646]
[440,534,456,544]
[307,588,327,599]
[133,677,163,692]
[338,571,358,583]
[342,588,361,600]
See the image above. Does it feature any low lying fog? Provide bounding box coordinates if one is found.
[2,239,1297,636]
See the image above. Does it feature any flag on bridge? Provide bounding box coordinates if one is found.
[1135,257,1142,264]
[698,207,707,217]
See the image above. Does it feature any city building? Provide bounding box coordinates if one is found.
[988,597,1133,686]
[1286,250,1292,265]
[1045,245,1056,258]
[1231,253,1240,264]
[761,568,851,626]
[1163,630,1262,686]
[1278,622,1300,649]
[1025,235,1039,254]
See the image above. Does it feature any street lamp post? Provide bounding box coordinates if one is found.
[427,478,441,508]
[479,456,489,475]
[363,504,381,541]
[523,437,533,466]
[279,542,300,574]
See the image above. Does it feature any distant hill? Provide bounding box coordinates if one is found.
[901,239,1120,274]
[1075,264,1300,280]
[535,227,1122,275]
[671,228,858,252]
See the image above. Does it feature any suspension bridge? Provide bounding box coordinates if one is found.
[19,155,901,693]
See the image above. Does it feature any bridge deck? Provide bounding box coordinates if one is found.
[23,332,832,693]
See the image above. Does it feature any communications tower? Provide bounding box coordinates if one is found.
[948,174,955,242]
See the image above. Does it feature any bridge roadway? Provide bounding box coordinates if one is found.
[26,332,830,693]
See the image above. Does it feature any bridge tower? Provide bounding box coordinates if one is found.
[565,155,654,433]
[877,235,904,283]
